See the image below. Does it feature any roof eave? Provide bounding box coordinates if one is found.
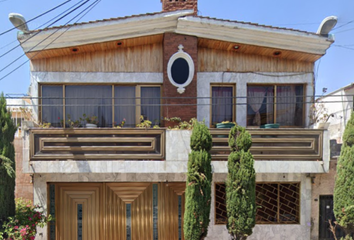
[19,10,194,53]
[176,16,333,55]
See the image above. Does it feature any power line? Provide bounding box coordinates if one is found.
[0,0,88,59]
[0,0,101,82]
[333,45,354,51]
[0,0,90,71]
[0,0,71,36]
[332,19,354,31]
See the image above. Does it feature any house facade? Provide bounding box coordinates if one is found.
[13,0,334,239]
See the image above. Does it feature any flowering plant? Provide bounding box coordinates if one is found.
[0,198,52,240]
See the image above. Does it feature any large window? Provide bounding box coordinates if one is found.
[211,85,235,126]
[215,182,300,225]
[247,85,304,127]
[40,84,161,128]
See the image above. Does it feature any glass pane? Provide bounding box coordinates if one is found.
[247,86,274,126]
[115,86,136,127]
[255,183,278,223]
[77,204,83,240]
[65,85,112,127]
[126,204,132,240]
[141,87,161,126]
[212,87,233,125]
[153,184,158,240]
[276,85,303,126]
[42,85,63,127]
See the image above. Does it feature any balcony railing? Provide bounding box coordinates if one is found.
[30,128,165,161]
[29,128,324,161]
[210,128,323,161]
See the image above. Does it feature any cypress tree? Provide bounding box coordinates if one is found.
[184,121,213,240]
[226,126,256,240]
[334,112,354,238]
[0,93,17,228]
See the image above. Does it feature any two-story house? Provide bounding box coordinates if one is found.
[13,0,334,239]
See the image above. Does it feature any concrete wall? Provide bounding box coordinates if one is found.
[319,87,354,142]
[24,129,330,175]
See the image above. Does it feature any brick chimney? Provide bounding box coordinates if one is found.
[161,0,198,15]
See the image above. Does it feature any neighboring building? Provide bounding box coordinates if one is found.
[5,96,34,201]
[310,84,354,240]
[13,0,335,239]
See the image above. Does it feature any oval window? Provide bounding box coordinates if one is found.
[171,58,189,85]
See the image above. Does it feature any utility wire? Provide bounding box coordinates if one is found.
[0,0,71,36]
[0,0,90,71]
[0,0,101,82]
[332,19,354,31]
[0,0,85,54]
[0,0,89,59]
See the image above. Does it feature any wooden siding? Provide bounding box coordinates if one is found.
[30,43,163,72]
[198,47,314,72]
[198,38,322,63]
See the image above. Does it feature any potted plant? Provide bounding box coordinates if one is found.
[309,102,332,129]
[82,114,98,128]
[216,121,236,129]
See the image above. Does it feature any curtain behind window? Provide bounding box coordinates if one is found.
[141,87,160,126]
[247,86,274,126]
[277,85,303,126]
[42,85,63,127]
[115,86,136,127]
[65,85,112,127]
[212,87,233,125]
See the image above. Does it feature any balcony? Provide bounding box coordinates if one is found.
[29,127,324,162]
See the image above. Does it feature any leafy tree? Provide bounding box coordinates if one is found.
[184,121,212,240]
[226,126,256,240]
[0,93,17,228]
[334,112,354,238]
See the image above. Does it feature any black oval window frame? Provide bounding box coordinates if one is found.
[171,58,190,85]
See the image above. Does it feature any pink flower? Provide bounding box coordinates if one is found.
[32,224,35,227]
[14,226,18,230]
[30,237,35,240]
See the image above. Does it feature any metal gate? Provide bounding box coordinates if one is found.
[319,195,346,240]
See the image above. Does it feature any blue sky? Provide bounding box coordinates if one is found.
[0,0,353,96]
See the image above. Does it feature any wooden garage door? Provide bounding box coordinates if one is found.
[48,183,185,240]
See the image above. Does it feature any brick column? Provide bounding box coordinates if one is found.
[14,136,33,201]
[162,33,198,126]
[161,0,198,15]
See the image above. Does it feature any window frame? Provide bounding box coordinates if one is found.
[210,84,236,128]
[214,182,301,225]
[246,83,306,128]
[39,83,162,128]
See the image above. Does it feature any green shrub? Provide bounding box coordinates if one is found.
[184,121,212,240]
[226,125,256,240]
[334,112,354,235]
[0,93,17,227]
[0,198,52,240]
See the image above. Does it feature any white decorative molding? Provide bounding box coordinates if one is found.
[167,44,195,94]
